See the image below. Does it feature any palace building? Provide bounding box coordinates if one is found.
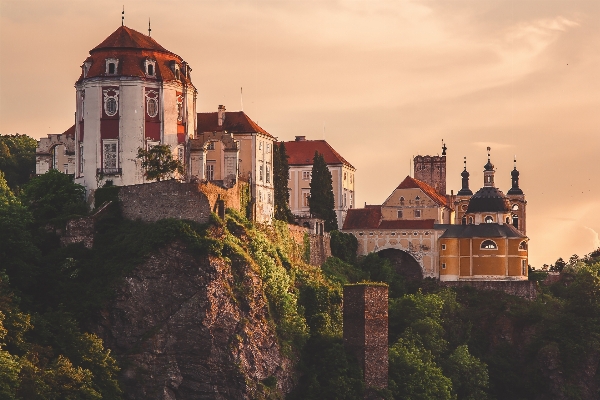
[35,25,277,223]
[342,146,528,282]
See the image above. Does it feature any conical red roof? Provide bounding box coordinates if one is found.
[91,26,172,55]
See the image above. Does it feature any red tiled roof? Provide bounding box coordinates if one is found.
[396,176,450,208]
[342,206,382,229]
[62,124,75,139]
[378,219,435,229]
[77,26,189,84]
[91,26,173,55]
[283,140,355,169]
[196,111,273,138]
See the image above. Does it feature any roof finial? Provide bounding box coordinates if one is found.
[514,155,517,169]
[148,18,151,36]
[463,156,467,170]
[122,5,124,26]
[442,139,447,156]
[487,146,491,161]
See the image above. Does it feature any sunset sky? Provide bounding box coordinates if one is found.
[1,0,598,267]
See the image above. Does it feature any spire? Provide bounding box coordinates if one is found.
[508,155,524,195]
[148,18,151,36]
[442,139,447,156]
[483,147,495,187]
[458,156,473,195]
[122,6,124,26]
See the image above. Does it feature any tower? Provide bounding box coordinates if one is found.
[454,157,473,224]
[73,25,197,194]
[506,157,527,235]
[413,141,447,195]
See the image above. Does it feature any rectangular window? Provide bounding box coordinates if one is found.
[414,209,421,218]
[102,140,118,172]
[79,144,84,174]
[302,191,310,207]
[177,146,184,161]
[206,163,214,180]
[259,141,262,150]
[266,164,271,183]
[259,162,264,181]
[397,210,403,218]
[207,141,215,150]
[267,143,271,153]
[522,259,527,275]
[442,263,446,269]
[302,171,311,180]
[64,164,69,174]
[442,244,446,250]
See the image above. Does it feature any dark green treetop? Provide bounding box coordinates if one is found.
[136,145,184,182]
[309,151,338,232]
[273,142,294,223]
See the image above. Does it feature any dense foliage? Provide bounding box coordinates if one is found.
[273,142,294,223]
[0,134,37,193]
[136,144,183,181]
[309,151,338,231]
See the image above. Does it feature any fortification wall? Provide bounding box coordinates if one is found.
[441,280,538,300]
[118,180,212,223]
[287,224,332,266]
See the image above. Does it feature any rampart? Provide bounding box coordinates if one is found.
[118,180,213,223]
[287,224,332,266]
[441,280,538,300]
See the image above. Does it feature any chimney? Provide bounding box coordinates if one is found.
[295,136,306,141]
[218,105,226,127]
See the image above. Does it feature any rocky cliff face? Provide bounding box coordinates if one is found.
[92,240,294,399]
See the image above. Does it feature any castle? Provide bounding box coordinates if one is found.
[342,145,529,283]
[35,25,276,223]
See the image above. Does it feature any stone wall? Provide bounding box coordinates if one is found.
[287,224,332,266]
[197,180,243,214]
[343,284,388,392]
[118,180,212,223]
[441,280,538,300]
[60,201,113,248]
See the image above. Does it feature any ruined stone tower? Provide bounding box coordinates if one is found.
[343,284,388,391]
[413,142,447,195]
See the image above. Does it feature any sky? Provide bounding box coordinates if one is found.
[1,0,599,267]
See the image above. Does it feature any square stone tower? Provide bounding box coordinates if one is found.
[413,155,447,195]
[343,284,388,390]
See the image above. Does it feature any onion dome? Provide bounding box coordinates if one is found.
[466,186,510,213]
[484,159,494,171]
[457,157,473,196]
[507,158,524,195]
[77,26,191,84]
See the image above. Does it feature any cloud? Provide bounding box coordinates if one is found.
[584,226,600,250]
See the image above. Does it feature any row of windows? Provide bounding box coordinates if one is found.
[103,58,185,80]
[357,231,431,237]
[102,93,184,120]
[398,209,421,218]
[258,141,271,153]
[440,240,527,251]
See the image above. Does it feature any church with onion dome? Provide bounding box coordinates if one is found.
[342,145,529,282]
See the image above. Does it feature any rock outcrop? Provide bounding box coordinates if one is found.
[92,240,293,399]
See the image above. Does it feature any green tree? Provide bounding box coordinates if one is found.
[443,345,489,400]
[309,151,338,231]
[136,145,183,182]
[0,173,40,291]
[20,169,87,226]
[389,338,454,400]
[0,134,37,192]
[273,142,294,222]
[330,231,358,264]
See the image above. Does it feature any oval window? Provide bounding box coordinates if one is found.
[484,215,494,223]
[105,98,117,116]
[147,98,158,117]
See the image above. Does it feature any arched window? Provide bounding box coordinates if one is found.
[462,216,467,225]
[481,240,497,249]
[484,215,493,223]
[519,241,527,250]
[512,204,519,211]
[399,196,404,205]
[468,216,474,225]
[512,214,519,229]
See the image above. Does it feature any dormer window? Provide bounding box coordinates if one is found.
[484,215,494,223]
[171,62,181,80]
[144,59,156,77]
[105,58,119,75]
[82,61,92,78]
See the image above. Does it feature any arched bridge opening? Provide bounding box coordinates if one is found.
[375,248,423,281]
